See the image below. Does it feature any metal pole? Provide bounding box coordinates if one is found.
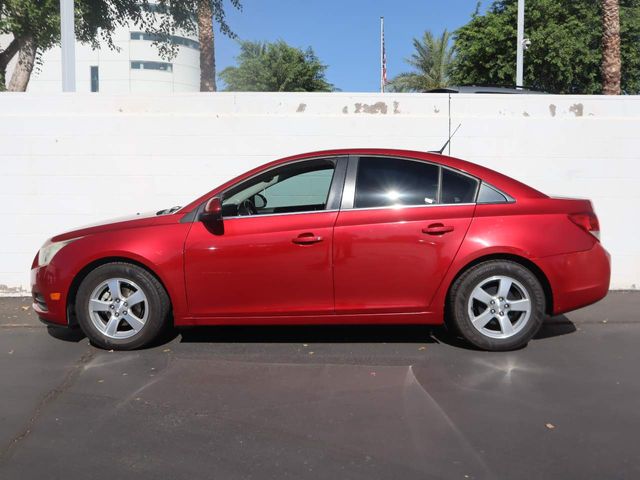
[380,17,384,93]
[60,0,76,92]
[516,0,525,89]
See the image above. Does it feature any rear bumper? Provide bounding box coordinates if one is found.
[536,242,611,315]
[31,265,68,326]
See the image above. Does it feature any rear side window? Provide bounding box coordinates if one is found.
[441,169,479,204]
[354,157,439,208]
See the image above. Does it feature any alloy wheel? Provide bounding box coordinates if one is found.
[88,277,149,339]
[467,275,532,339]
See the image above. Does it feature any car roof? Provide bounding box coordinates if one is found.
[425,86,547,94]
[182,148,546,213]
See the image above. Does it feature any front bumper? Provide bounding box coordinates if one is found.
[536,242,611,315]
[31,264,69,326]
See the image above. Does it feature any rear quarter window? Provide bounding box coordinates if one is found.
[477,183,509,204]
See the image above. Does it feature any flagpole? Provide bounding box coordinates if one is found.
[380,16,385,93]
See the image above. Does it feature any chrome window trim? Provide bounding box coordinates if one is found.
[343,154,483,211]
[222,209,340,220]
[337,203,476,214]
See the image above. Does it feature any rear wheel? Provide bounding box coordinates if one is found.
[448,260,546,351]
[75,262,170,350]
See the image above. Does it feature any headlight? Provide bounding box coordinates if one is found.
[38,238,79,267]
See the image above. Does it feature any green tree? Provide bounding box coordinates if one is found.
[219,40,334,92]
[0,1,242,92]
[450,0,640,94]
[114,1,243,92]
[0,0,152,91]
[388,30,454,92]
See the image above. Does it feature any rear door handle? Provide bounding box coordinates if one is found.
[292,233,323,245]
[422,223,455,235]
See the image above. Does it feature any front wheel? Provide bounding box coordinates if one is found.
[448,260,546,351]
[75,262,171,350]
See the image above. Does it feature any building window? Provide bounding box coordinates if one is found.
[130,31,199,50]
[130,61,173,72]
[141,3,169,14]
[90,66,99,92]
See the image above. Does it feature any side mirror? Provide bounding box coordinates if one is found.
[202,197,223,223]
[253,193,267,209]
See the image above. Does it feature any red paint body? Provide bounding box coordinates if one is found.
[31,149,610,328]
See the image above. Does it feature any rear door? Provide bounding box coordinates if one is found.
[333,156,477,314]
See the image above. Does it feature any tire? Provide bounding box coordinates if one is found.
[448,260,545,351]
[75,262,171,350]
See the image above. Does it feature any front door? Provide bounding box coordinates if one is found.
[333,156,477,314]
[184,157,346,317]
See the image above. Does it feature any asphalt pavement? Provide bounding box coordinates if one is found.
[0,292,639,480]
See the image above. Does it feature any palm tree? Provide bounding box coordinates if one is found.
[389,30,453,92]
[197,0,242,92]
[601,0,621,94]
[197,0,217,91]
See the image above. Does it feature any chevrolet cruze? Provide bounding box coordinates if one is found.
[31,149,610,351]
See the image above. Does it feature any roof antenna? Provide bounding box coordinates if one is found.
[429,123,462,154]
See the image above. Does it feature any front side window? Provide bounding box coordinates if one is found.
[222,159,336,217]
[354,157,439,209]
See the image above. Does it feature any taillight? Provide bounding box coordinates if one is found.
[569,212,600,241]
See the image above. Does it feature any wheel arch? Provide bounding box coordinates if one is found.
[66,257,172,327]
[445,253,554,315]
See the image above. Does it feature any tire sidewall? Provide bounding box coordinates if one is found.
[451,261,546,351]
[76,263,169,350]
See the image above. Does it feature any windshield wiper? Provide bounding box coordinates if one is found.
[156,206,182,215]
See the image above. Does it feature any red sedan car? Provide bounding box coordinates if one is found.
[31,149,610,351]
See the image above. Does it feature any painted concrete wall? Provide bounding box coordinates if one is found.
[0,92,638,294]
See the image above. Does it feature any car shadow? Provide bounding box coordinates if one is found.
[46,315,577,350]
[178,315,576,348]
[533,314,577,340]
[178,324,438,345]
[431,314,577,351]
[47,325,86,343]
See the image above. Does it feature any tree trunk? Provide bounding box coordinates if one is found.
[197,0,216,92]
[8,34,37,92]
[0,37,21,91]
[602,0,621,95]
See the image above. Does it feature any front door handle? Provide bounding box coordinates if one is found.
[292,233,323,245]
[422,223,455,235]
